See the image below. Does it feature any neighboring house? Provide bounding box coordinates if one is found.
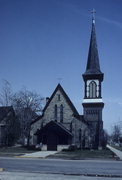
[0,106,16,146]
[30,15,104,150]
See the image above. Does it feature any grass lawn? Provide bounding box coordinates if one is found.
[48,149,116,160]
[0,146,36,157]
[0,146,116,160]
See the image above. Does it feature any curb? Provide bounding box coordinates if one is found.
[15,156,44,158]
[15,155,46,158]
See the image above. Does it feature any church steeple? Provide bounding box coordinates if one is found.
[83,10,103,81]
[86,18,101,74]
[82,11,104,149]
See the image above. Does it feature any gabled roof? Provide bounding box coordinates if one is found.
[54,121,73,136]
[43,83,79,115]
[84,19,102,75]
[31,84,79,124]
[36,121,73,137]
[0,106,15,123]
[31,114,43,124]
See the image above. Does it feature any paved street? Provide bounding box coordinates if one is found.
[0,157,122,177]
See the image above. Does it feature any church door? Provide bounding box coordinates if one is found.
[47,132,57,151]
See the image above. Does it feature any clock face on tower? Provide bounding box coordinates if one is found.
[86,80,100,98]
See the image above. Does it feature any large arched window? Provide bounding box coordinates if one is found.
[89,81,97,98]
[54,104,57,121]
[60,104,63,123]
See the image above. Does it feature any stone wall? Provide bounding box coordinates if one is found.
[30,88,90,148]
[30,89,76,145]
[42,89,75,130]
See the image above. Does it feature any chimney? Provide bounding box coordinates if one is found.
[46,97,50,104]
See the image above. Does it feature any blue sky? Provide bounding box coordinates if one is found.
[0,0,122,133]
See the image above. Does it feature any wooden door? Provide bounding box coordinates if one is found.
[47,132,57,151]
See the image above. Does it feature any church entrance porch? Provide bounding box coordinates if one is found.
[35,121,73,151]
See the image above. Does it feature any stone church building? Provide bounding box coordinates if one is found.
[30,15,104,150]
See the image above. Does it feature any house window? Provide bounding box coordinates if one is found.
[54,104,57,121]
[60,104,63,123]
[89,81,97,98]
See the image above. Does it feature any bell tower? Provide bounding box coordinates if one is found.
[82,10,104,149]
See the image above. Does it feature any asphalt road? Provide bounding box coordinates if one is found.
[0,157,122,177]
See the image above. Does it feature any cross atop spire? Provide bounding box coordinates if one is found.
[91,9,96,24]
[57,78,62,84]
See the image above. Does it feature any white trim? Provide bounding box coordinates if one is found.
[87,80,99,86]
[83,98,103,103]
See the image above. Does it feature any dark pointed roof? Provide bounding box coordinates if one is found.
[36,121,73,137]
[84,19,102,75]
[43,83,79,115]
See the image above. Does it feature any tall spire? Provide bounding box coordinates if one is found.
[84,9,102,75]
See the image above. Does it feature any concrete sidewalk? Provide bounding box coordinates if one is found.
[107,145,122,160]
[0,172,122,180]
[20,151,57,158]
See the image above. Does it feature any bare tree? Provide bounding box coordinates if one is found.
[111,122,122,144]
[101,129,109,148]
[0,80,44,146]
[11,88,44,146]
[0,80,13,106]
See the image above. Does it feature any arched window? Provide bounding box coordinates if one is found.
[58,94,60,101]
[70,122,72,132]
[60,104,63,123]
[89,81,97,98]
[54,104,57,121]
